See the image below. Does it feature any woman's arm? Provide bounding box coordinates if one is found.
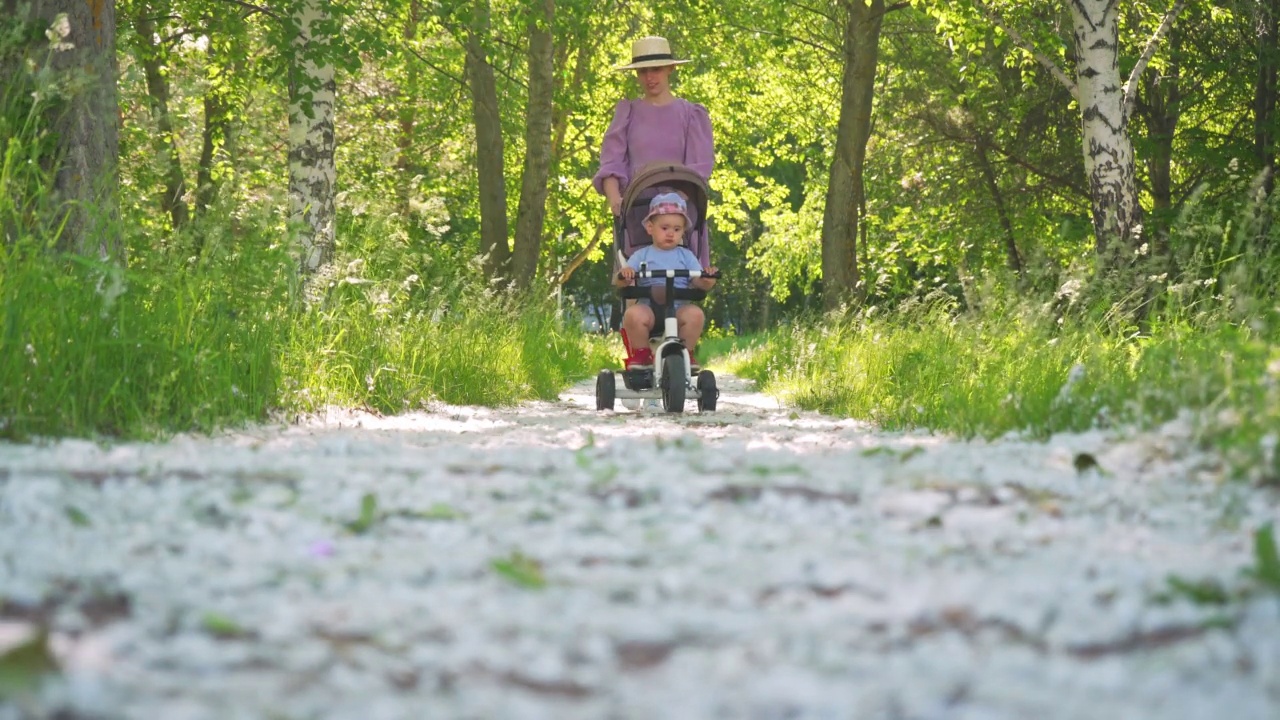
[593,100,632,213]
[684,102,714,181]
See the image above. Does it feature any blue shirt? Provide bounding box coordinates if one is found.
[627,246,703,289]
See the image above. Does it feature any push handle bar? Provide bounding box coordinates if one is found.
[616,269,721,281]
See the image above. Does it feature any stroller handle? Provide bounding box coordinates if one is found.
[616,269,721,281]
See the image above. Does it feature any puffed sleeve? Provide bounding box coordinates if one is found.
[683,102,714,181]
[592,99,632,195]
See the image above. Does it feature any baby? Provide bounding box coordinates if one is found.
[615,192,717,370]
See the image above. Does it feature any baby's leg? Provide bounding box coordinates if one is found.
[675,304,705,351]
[622,303,656,351]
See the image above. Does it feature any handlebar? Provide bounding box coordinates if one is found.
[616,269,721,281]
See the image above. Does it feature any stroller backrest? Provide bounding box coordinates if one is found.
[617,163,710,261]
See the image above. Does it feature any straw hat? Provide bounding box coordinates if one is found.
[615,36,692,71]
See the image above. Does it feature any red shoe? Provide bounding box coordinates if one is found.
[625,347,654,370]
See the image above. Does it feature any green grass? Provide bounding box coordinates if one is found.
[0,230,615,440]
[720,298,1280,482]
[280,282,615,414]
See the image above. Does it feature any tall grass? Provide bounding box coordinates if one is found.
[730,303,1270,438]
[280,272,613,414]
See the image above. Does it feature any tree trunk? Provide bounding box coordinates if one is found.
[1069,0,1144,265]
[27,0,122,258]
[196,23,240,219]
[132,5,189,230]
[1137,60,1180,259]
[820,0,883,310]
[196,83,228,218]
[975,139,1023,277]
[396,0,422,214]
[288,0,337,274]
[465,0,511,281]
[1257,0,1280,194]
[511,0,556,291]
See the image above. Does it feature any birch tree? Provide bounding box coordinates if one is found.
[970,0,1186,266]
[23,0,123,258]
[288,0,337,274]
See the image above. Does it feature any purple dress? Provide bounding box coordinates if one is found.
[593,98,715,266]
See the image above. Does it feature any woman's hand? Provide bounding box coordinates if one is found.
[603,177,624,216]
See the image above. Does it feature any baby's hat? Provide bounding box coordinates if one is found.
[643,192,691,227]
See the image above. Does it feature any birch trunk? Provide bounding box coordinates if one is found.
[820,0,883,310]
[511,0,556,291]
[288,0,337,274]
[465,0,511,280]
[1069,0,1143,263]
[27,0,122,258]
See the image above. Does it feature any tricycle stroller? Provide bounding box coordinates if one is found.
[594,163,719,414]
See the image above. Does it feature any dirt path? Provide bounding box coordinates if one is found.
[2,374,1278,719]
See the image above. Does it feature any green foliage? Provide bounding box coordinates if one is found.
[1248,524,1280,592]
[200,611,248,638]
[490,551,547,589]
[0,627,58,702]
[344,492,379,534]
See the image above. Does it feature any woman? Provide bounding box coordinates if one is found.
[593,35,714,267]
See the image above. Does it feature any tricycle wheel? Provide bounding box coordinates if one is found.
[697,370,718,412]
[595,370,615,411]
[661,354,686,414]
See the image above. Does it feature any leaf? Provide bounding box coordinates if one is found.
[201,612,246,638]
[344,492,379,534]
[491,552,546,589]
[0,627,59,700]
[1164,575,1231,605]
[1072,452,1100,474]
[401,503,464,521]
[1247,524,1280,590]
[64,505,90,527]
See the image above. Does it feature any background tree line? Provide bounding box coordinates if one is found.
[6,0,1280,330]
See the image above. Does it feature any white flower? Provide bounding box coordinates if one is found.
[46,14,74,51]
[1056,278,1082,300]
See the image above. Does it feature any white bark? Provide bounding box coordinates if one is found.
[288,0,337,274]
[1070,0,1142,258]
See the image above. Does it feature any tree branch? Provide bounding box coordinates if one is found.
[972,0,1078,103]
[404,44,467,89]
[1122,0,1187,122]
[556,223,605,286]
[688,21,838,59]
[870,1,912,22]
[214,0,281,21]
